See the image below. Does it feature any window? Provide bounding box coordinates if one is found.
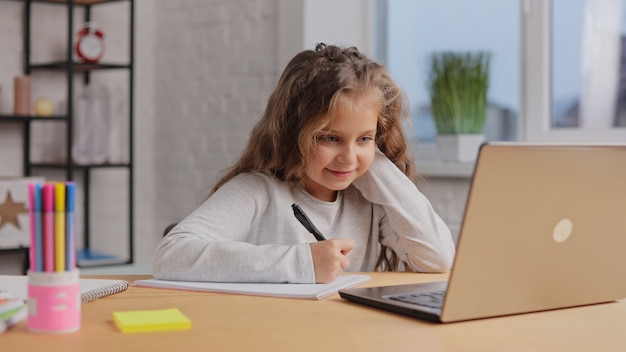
[379,0,626,145]
[380,0,519,143]
[522,0,626,141]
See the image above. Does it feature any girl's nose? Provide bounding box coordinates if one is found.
[337,144,357,164]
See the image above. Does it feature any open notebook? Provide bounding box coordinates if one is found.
[0,275,129,304]
[134,274,370,300]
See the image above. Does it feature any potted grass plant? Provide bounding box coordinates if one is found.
[428,51,491,162]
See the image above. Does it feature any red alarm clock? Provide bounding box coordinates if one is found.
[75,22,105,63]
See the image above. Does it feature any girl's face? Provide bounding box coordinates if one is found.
[303,97,379,202]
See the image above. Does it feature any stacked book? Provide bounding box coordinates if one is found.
[0,290,26,333]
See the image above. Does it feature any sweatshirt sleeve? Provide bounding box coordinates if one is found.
[151,174,316,283]
[351,150,456,272]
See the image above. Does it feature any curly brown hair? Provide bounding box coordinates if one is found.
[212,43,415,271]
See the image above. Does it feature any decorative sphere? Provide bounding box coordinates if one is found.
[34,97,55,117]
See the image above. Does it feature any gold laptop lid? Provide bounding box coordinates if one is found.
[441,144,626,323]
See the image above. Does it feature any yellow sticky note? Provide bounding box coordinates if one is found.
[113,308,191,333]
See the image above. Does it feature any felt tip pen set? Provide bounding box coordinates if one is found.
[27,182,80,334]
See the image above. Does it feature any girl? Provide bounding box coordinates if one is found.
[152,43,455,284]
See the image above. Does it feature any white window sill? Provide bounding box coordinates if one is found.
[410,142,475,178]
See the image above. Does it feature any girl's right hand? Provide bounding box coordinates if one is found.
[309,239,355,283]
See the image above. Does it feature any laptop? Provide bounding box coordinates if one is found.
[339,143,626,323]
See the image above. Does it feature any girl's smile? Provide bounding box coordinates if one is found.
[303,95,379,202]
[326,168,354,177]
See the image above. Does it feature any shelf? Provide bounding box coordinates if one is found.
[0,0,135,269]
[76,248,129,267]
[0,247,28,253]
[411,142,476,178]
[0,247,29,274]
[30,0,127,6]
[30,162,131,169]
[0,114,67,121]
[30,62,131,72]
[415,159,475,178]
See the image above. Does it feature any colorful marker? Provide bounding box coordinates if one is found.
[65,182,76,271]
[28,183,37,271]
[28,182,43,271]
[54,183,66,272]
[42,184,55,272]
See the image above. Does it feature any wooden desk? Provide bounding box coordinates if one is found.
[3,272,625,351]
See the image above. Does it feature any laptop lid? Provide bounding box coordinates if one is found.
[340,143,626,323]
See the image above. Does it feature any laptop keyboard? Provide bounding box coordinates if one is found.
[388,290,446,309]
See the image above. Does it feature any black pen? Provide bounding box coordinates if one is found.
[291,203,327,241]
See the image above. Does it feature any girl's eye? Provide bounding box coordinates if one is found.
[359,136,374,143]
[319,135,339,143]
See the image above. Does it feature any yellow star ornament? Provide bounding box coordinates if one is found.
[0,191,29,229]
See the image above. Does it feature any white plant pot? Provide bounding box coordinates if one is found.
[436,134,485,162]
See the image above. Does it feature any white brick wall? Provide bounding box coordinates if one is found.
[417,176,471,244]
[152,0,279,229]
[0,0,467,274]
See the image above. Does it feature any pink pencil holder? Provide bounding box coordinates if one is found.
[27,269,81,333]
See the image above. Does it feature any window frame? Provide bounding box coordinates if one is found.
[521,0,626,142]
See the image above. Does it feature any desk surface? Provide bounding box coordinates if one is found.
[3,272,625,351]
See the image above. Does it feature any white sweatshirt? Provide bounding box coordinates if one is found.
[152,151,455,283]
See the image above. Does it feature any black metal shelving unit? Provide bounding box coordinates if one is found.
[0,0,134,271]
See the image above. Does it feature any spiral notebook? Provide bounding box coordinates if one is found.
[134,274,371,300]
[0,275,129,304]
